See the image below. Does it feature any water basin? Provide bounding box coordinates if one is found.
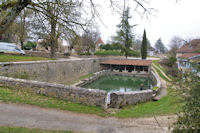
[82,75,154,92]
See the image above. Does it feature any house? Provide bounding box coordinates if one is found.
[176,39,200,58]
[95,38,104,51]
[36,38,67,53]
[148,47,155,56]
[176,39,200,71]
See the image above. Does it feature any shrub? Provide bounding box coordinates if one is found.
[100,44,112,50]
[126,49,140,57]
[79,52,92,56]
[100,43,122,51]
[94,50,122,56]
[24,41,37,50]
[167,56,177,67]
[64,52,70,56]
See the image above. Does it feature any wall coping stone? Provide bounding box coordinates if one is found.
[0,76,107,93]
[111,89,153,95]
[0,58,99,65]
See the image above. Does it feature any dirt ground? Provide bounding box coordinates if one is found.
[0,102,176,133]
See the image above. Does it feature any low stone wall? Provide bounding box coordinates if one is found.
[150,71,161,94]
[25,51,68,58]
[109,90,153,108]
[0,58,102,84]
[0,76,107,108]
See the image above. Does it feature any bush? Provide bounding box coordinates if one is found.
[173,63,200,132]
[159,57,178,77]
[100,44,112,50]
[126,49,140,57]
[94,50,122,56]
[167,56,177,67]
[100,43,122,51]
[78,52,92,56]
[64,52,70,56]
[24,41,37,50]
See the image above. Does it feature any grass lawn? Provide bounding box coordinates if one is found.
[0,86,107,117]
[0,54,55,62]
[152,60,167,73]
[0,126,72,133]
[153,66,170,82]
[0,86,182,118]
[114,87,182,118]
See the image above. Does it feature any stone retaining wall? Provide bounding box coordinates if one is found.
[25,51,68,58]
[0,76,107,108]
[150,71,161,94]
[109,90,153,108]
[0,58,102,84]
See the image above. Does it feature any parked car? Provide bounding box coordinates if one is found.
[0,42,25,55]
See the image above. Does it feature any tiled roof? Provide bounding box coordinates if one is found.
[149,46,155,51]
[190,39,200,46]
[178,53,200,59]
[177,39,200,53]
[100,59,152,66]
[96,38,104,44]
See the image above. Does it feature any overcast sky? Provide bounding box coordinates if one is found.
[96,0,200,48]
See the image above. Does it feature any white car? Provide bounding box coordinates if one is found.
[0,42,25,55]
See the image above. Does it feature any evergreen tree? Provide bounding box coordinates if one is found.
[141,29,147,59]
[155,38,165,54]
[147,38,151,49]
[114,7,134,58]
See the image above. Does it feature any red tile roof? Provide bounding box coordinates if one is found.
[96,38,104,45]
[190,39,200,46]
[100,59,152,66]
[178,53,200,59]
[177,39,200,53]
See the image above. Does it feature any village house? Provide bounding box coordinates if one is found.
[148,46,155,56]
[176,39,200,71]
[95,38,104,52]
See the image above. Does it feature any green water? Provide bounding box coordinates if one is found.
[83,75,154,92]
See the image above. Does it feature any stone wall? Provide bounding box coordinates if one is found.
[109,90,153,108]
[0,58,102,84]
[25,51,68,58]
[150,71,161,94]
[0,76,107,108]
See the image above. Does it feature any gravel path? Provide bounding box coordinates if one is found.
[0,102,176,133]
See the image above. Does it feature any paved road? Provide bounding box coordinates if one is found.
[0,102,176,133]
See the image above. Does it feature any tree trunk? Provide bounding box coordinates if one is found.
[20,40,24,50]
[50,19,56,58]
[0,0,31,36]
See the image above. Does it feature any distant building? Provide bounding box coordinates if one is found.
[36,38,67,53]
[176,39,200,71]
[148,47,155,56]
[176,39,200,58]
[95,38,104,52]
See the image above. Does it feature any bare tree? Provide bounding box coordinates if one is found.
[0,0,31,35]
[27,0,84,57]
[15,8,33,49]
[0,0,155,58]
[0,0,154,35]
[168,36,185,56]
